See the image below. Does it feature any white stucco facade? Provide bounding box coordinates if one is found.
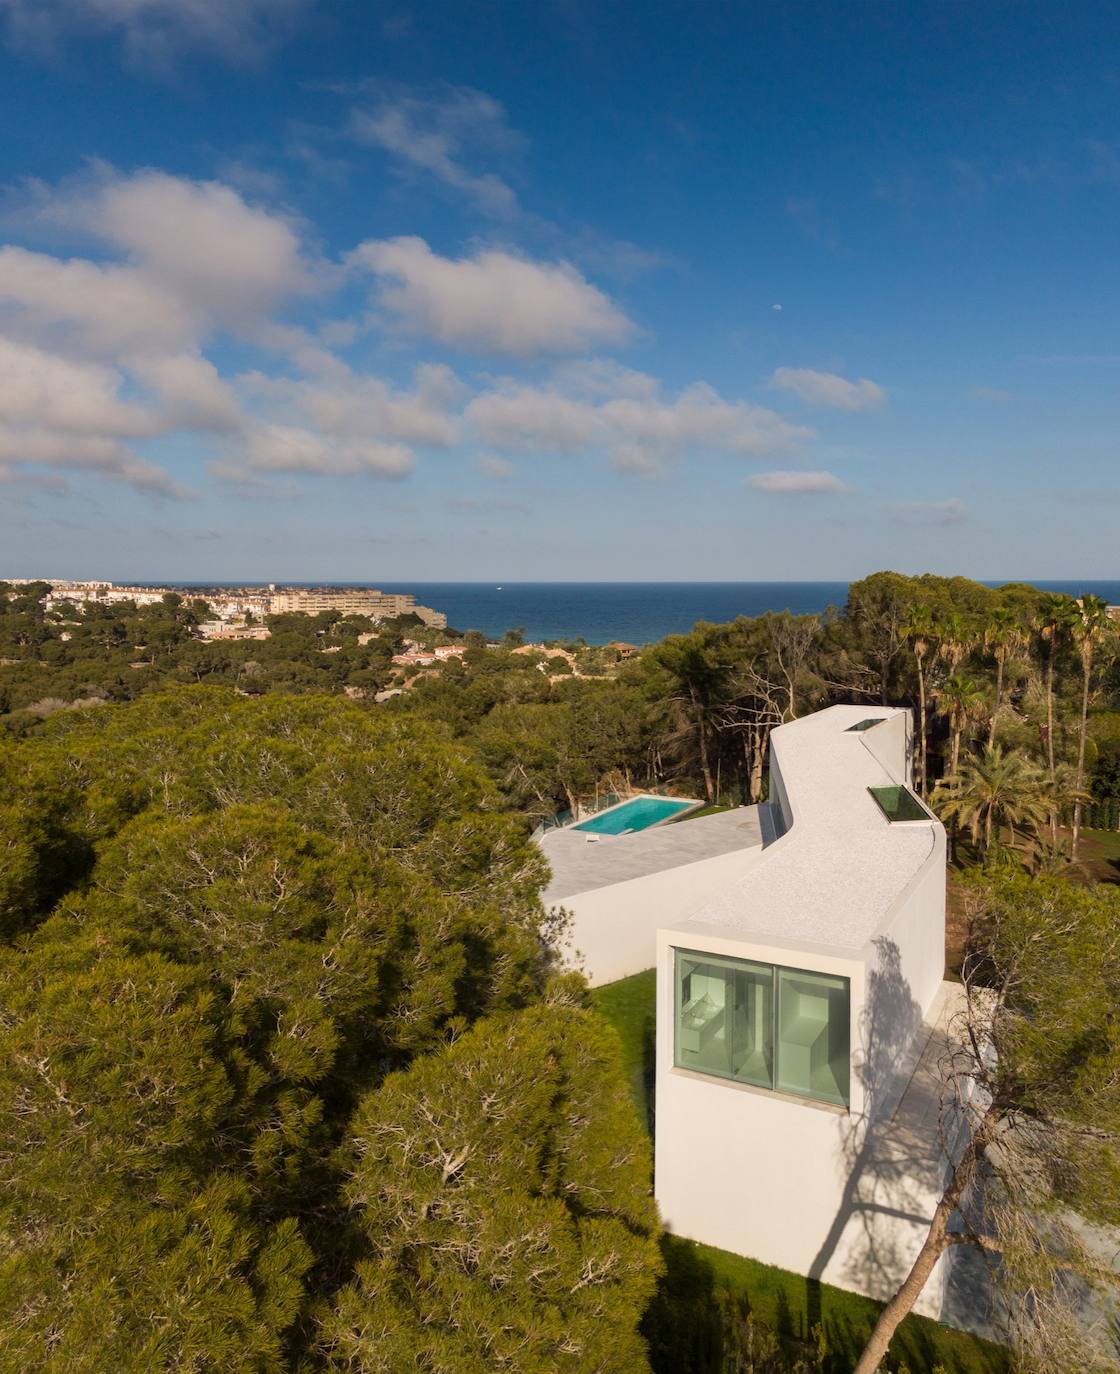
[534,704,956,1318]
[654,706,952,1316]
[538,803,766,986]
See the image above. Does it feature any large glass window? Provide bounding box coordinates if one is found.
[775,968,850,1106]
[675,951,772,1089]
[674,950,850,1107]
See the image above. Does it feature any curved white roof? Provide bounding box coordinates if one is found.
[680,705,939,954]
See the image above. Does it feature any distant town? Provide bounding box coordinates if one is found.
[0,578,642,700]
[2,579,448,637]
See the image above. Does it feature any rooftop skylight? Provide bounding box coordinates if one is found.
[868,785,929,823]
[845,718,885,732]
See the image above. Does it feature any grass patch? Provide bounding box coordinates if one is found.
[1086,829,1120,859]
[593,969,1009,1374]
[1082,827,1120,884]
[592,967,655,1125]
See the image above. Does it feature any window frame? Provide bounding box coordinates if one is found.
[673,947,851,1108]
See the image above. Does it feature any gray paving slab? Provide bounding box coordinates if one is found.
[539,805,764,902]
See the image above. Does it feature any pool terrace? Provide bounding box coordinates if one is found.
[539,804,763,904]
[572,793,702,834]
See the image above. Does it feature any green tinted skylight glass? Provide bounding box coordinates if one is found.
[868,785,928,822]
[846,718,884,732]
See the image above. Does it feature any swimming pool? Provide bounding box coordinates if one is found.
[573,795,698,835]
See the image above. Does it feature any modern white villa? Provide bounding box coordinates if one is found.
[539,705,962,1320]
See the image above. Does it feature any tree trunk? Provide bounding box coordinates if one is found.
[916,652,928,797]
[1073,649,1092,862]
[852,1112,994,1374]
[988,656,1004,749]
[698,728,713,803]
[691,687,714,802]
[1046,651,1057,844]
[747,726,765,804]
[951,725,961,779]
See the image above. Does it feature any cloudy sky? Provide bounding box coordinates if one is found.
[0,1,1117,580]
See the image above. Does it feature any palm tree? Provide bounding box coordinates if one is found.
[982,606,1023,747]
[934,610,970,673]
[932,746,1049,860]
[1068,595,1113,861]
[1027,762,1095,873]
[936,673,986,782]
[1032,593,1076,843]
[902,603,936,796]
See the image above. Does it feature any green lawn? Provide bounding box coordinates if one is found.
[1087,829,1120,858]
[592,971,1009,1374]
[1082,827,1120,884]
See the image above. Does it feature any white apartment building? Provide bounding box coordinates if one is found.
[268,588,446,627]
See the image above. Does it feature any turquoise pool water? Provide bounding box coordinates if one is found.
[574,796,694,835]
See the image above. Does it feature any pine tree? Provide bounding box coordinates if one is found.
[319,1000,662,1374]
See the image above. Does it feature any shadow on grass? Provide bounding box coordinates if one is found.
[643,1236,1009,1374]
[643,1236,831,1373]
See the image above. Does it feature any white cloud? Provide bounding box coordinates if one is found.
[350,84,522,217]
[0,335,191,495]
[0,170,336,494]
[892,497,967,526]
[244,424,413,478]
[203,461,298,499]
[2,170,313,354]
[212,362,465,483]
[475,454,516,480]
[748,469,849,494]
[0,167,822,502]
[0,244,199,357]
[468,366,813,476]
[469,385,598,451]
[352,236,633,356]
[0,336,156,437]
[89,171,312,326]
[131,352,242,432]
[0,0,306,65]
[769,367,887,412]
[0,463,68,493]
[237,362,463,457]
[0,424,187,496]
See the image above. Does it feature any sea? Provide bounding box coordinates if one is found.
[165,580,1120,647]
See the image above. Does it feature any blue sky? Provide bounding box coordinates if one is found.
[0,0,1118,581]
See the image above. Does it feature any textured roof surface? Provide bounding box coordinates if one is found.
[539,805,764,902]
[682,706,937,952]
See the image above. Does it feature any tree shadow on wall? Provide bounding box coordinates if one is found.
[803,937,934,1326]
[802,937,1001,1371]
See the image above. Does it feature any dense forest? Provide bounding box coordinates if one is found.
[4,572,1117,852]
[1,573,1119,1373]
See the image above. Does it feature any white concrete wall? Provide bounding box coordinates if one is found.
[654,926,951,1317]
[860,710,912,786]
[558,845,767,986]
[871,832,948,1092]
[768,745,794,836]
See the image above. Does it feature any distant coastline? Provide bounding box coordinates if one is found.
[145,579,1120,646]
